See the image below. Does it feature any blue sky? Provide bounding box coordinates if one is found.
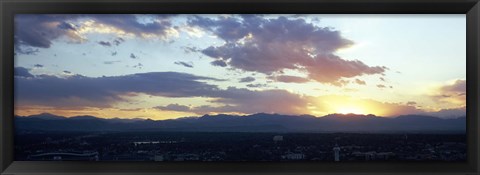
[14,14,466,119]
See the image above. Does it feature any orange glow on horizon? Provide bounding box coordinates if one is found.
[336,106,367,115]
[14,106,199,120]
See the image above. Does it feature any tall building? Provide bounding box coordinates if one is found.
[333,144,340,162]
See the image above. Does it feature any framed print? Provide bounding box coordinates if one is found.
[1,0,479,174]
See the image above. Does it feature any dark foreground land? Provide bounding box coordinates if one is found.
[15,131,466,162]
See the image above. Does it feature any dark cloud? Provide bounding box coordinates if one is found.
[183,46,199,54]
[354,79,366,85]
[210,60,228,67]
[34,64,44,68]
[155,87,309,115]
[379,77,386,82]
[154,104,191,111]
[14,14,176,53]
[207,87,309,115]
[98,41,112,47]
[239,76,255,83]
[15,68,224,108]
[330,79,350,87]
[133,63,143,69]
[99,38,124,47]
[246,84,267,88]
[191,15,386,84]
[269,75,310,83]
[113,37,125,46]
[130,53,137,59]
[406,101,417,106]
[174,61,194,68]
[188,15,249,42]
[91,14,174,38]
[98,37,125,47]
[16,67,448,117]
[14,67,34,78]
[306,55,386,84]
[377,84,386,88]
[63,71,72,74]
[15,15,83,50]
[57,21,76,30]
[111,51,118,56]
[119,108,143,112]
[103,60,121,65]
[16,67,310,115]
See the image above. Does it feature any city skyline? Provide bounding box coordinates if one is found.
[14,14,466,120]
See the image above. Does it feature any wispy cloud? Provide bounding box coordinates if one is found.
[174,61,194,68]
[268,75,310,83]
[98,41,112,47]
[154,103,191,111]
[239,76,255,83]
[103,60,121,65]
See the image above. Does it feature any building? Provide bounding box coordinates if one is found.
[333,144,341,162]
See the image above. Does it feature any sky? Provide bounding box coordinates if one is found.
[13,14,466,120]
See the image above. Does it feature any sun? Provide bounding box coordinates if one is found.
[336,106,366,115]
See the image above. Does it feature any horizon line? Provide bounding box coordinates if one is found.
[15,112,467,121]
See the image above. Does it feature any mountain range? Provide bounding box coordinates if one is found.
[15,113,466,133]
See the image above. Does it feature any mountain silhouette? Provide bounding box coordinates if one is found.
[26,113,66,120]
[15,113,466,133]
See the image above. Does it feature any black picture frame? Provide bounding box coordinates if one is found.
[1,0,479,174]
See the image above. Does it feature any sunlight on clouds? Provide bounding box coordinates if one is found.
[44,21,87,44]
[309,95,372,116]
[76,19,179,40]
[182,26,206,38]
[237,33,254,45]
[309,95,424,117]
[336,106,366,115]
[426,79,466,108]
[77,20,132,37]
[139,27,180,40]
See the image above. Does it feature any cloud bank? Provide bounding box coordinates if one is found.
[189,15,387,85]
